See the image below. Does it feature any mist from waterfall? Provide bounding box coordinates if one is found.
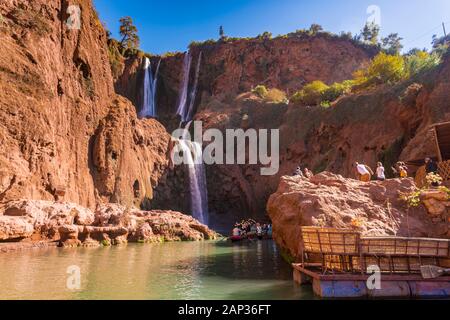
[139,57,161,118]
[176,51,202,124]
[175,138,209,225]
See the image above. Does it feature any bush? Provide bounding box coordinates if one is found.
[107,39,124,79]
[291,81,329,106]
[353,52,407,88]
[405,50,441,76]
[252,85,269,98]
[265,88,286,103]
[322,81,353,102]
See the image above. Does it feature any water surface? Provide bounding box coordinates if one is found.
[0,240,313,300]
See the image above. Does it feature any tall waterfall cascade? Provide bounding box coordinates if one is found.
[173,138,209,225]
[139,57,161,118]
[176,51,202,124]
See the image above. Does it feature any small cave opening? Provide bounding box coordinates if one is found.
[133,180,141,198]
[74,57,92,80]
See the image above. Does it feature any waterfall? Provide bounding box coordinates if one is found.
[174,138,209,226]
[176,52,192,122]
[186,52,202,122]
[176,51,202,124]
[173,52,207,224]
[139,57,161,118]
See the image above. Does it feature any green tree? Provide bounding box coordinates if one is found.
[258,31,272,40]
[309,23,323,35]
[381,33,404,55]
[119,16,140,51]
[360,21,380,45]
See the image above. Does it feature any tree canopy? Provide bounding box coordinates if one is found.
[119,16,140,51]
[360,21,380,45]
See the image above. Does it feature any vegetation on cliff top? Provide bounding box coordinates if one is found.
[291,47,448,107]
[188,23,381,54]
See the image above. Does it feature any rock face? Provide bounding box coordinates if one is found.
[267,172,449,258]
[0,0,170,210]
[116,35,376,132]
[0,200,217,247]
[116,30,450,225]
[186,56,450,223]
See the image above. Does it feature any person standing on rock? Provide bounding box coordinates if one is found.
[355,162,373,182]
[376,162,386,181]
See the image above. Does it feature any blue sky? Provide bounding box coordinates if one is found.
[93,0,450,54]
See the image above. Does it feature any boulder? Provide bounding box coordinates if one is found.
[58,225,81,248]
[0,200,216,247]
[0,216,34,240]
[267,172,445,258]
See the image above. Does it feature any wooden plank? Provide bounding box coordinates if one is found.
[430,121,450,129]
[433,127,443,163]
[292,264,450,282]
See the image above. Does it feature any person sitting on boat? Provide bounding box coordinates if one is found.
[355,162,373,182]
[230,224,243,242]
[256,223,263,240]
[247,223,257,239]
[266,224,273,239]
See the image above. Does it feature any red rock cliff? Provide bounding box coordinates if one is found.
[0,0,170,209]
[116,34,376,132]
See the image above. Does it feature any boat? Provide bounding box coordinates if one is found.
[292,227,450,298]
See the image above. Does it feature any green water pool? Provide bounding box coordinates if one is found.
[0,240,314,300]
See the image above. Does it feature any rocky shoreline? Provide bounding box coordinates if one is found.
[0,200,218,253]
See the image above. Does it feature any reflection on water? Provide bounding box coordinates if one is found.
[0,240,313,300]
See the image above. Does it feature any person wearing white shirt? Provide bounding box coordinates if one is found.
[376,162,385,181]
[354,162,374,182]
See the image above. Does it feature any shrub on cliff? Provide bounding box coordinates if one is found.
[107,39,124,79]
[265,88,287,103]
[405,50,442,76]
[291,81,329,106]
[322,81,353,102]
[252,85,269,98]
[353,52,407,88]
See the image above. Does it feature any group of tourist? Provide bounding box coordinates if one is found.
[230,219,273,242]
[235,158,440,242]
[292,157,440,183]
[293,166,314,179]
[354,157,439,182]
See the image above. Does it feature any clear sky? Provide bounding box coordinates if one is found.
[93,0,450,54]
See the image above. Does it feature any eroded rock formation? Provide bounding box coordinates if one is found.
[0,0,171,210]
[0,200,217,249]
[267,172,450,258]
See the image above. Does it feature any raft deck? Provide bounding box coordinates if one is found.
[293,227,450,298]
[292,263,450,298]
